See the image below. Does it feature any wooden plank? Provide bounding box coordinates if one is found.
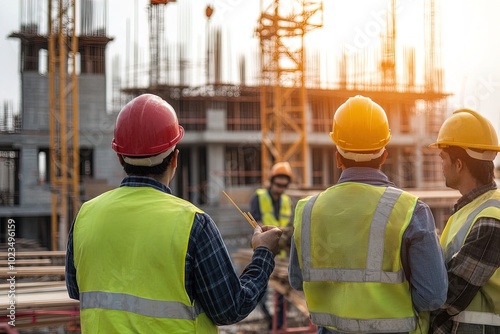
[0,281,65,292]
[0,251,66,258]
[0,266,65,278]
[0,259,52,266]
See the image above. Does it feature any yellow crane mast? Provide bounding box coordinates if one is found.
[256,0,323,186]
[48,0,80,250]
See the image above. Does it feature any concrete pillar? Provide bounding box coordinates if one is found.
[415,146,423,188]
[190,146,200,205]
[207,144,224,206]
[394,146,403,187]
[206,108,226,206]
[20,145,38,205]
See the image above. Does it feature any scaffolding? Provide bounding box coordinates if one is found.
[256,0,323,186]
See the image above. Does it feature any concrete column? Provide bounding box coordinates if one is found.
[190,146,200,205]
[415,146,423,188]
[394,146,403,187]
[206,108,226,205]
[20,145,38,205]
[207,144,225,206]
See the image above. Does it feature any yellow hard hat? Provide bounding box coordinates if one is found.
[429,109,500,161]
[270,161,292,179]
[330,95,391,152]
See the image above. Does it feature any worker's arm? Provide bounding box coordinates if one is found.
[186,213,276,326]
[431,217,500,332]
[402,201,447,312]
[65,219,80,300]
[288,236,303,290]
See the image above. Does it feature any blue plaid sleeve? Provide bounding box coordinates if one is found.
[65,219,80,300]
[186,212,275,325]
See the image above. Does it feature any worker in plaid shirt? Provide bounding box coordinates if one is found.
[430,109,500,334]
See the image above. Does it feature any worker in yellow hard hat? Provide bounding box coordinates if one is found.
[429,109,500,334]
[65,94,283,333]
[250,161,294,331]
[288,95,448,334]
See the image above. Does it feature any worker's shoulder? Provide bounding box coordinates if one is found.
[170,195,205,214]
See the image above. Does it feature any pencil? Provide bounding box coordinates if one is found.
[222,191,260,229]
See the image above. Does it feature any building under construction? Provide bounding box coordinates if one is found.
[0,0,458,252]
[0,0,464,331]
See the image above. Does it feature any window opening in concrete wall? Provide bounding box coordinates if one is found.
[225,144,261,186]
[0,149,20,206]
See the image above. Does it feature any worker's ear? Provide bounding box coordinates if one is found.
[454,157,464,172]
[117,154,125,166]
[170,149,179,169]
[335,151,344,169]
[380,149,388,165]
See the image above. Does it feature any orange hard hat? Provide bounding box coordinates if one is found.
[270,161,292,179]
[112,94,184,158]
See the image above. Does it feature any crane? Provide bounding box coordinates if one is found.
[256,0,323,186]
[48,0,80,250]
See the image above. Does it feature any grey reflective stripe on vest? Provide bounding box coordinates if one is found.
[301,194,319,281]
[301,187,405,283]
[444,199,500,263]
[81,291,200,320]
[312,312,416,333]
[453,310,500,326]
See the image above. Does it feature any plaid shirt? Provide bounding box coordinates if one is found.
[431,182,500,333]
[65,176,275,325]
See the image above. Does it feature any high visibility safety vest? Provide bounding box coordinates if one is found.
[440,189,500,327]
[73,186,218,334]
[256,188,292,227]
[294,183,419,333]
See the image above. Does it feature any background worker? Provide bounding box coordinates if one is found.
[429,109,500,334]
[65,94,283,333]
[289,95,448,334]
[249,161,294,330]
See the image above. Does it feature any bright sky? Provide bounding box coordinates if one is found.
[1,0,500,135]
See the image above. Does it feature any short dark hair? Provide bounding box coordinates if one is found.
[270,174,291,184]
[338,151,384,169]
[444,147,494,185]
[123,152,174,176]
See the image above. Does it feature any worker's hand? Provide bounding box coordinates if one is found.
[251,225,283,256]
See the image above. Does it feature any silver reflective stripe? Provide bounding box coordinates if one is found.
[301,187,405,283]
[311,311,416,332]
[301,194,319,281]
[307,267,405,283]
[81,291,198,320]
[453,311,500,326]
[366,187,402,279]
[445,199,500,263]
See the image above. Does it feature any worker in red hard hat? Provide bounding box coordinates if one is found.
[65,94,283,333]
[429,109,500,333]
[288,95,447,334]
[249,161,294,331]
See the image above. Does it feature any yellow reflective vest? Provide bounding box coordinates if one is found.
[256,188,292,227]
[294,183,419,333]
[256,188,292,258]
[73,186,218,334]
[440,189,500,326]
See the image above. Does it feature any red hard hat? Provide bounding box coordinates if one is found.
[112,94,184,156]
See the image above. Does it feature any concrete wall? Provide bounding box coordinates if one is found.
[22,72,50,131]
